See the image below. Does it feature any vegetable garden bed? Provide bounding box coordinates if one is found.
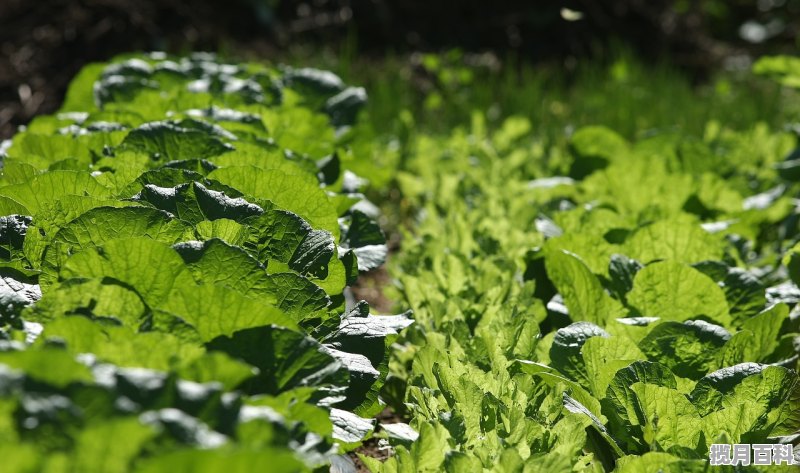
[1,53,799,472]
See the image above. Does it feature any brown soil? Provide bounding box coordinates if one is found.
[348,406,408,472]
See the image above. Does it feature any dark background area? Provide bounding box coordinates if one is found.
[1,0,798,139]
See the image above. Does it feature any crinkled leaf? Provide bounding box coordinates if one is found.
[638,320,731,379]
[544,248,626,325]
[206,325,346,396]
[209,166,339,238]
[627,260,731,326]
[121,121,233,160]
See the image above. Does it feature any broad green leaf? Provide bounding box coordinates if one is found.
[629,382,702,452]
[690,364,797,417]
[753,55,800,88]
[206,325,346,395]
[627,260,731,326]
[607,254,643,302]
[330,408,375,448]
[603,361,677,453]
[624,219,725,265]
[133,181,263,224]
[173,239,330,319]
[134,448,306,473]
[25,279,145,325]
[121,121,234,160]
[568,126,628,178]
[0,171,110,215]
[194,219,249,246]
[161,284,298,340]
[32,196,138,236]
[60,62,105,111]
[341,210,388,272]
[69,417,157,473]
[174,239,271,294]
[638,320,731,379]
[0,269,40,321]
[59,238,194,309]
[549,322,609,386]
[40,316,205,371]
[40,207,189,288]
[582,335,645,398]
[544,248,626,325]
[208,166,339,238]
[51,207,187,249]
[207,146,316,180]
[613,452,708,473]
[0,348,93,388]
[176,352,257,391]
[261,107,335,158]
[739,303,789,361]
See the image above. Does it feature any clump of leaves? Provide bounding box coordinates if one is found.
[0,52,406,471]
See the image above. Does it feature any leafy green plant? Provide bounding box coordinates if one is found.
[376,110,800,471]
[0,53,408,471]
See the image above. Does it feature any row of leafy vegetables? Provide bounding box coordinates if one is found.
[362,58,800,472]
[4,51,800,473]
[0,52,409,472]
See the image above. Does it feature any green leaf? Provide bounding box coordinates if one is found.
[25,279,146,326]
[176,352,257,391]
[603,361,677,452]
[637,320,730,379]
[208,166,339,238]
[624,219,725,265]
[690,363,797,417]
[50,207,188,250]
[206,325,346,395]
[627,260,731,326]
[544,248,626,325]
[133,181,263,225]
[549,322,609,386]
[59,238,194,309]
[569,126,629,178]
[607,254,642,302]
[173,239,330,319]
[582,335,645,398]
[694,262,767,324]
[341,210,388,272]
[753,55,800,88]
[0,171,110,215]
[194,219,249,246]
[325,87,368,127]
[60,62,105,111]
[134,448,306,473]
[696,364,800,442]
[121,121,234,160]
[739,303,789,361]
[330,408,375,447]
[40,316,205,372]
[0,215,31,260]
[261,107,335,159]
[40,207,188,288]
[288,229,335,279]
[69,417,157,473]
[628,382,702,452]
[0,348,93,388]
[174,239,271,294]
[613,452,708,473]
[161,284,298,340]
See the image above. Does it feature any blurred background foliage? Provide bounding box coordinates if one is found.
[2,0,800,139]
